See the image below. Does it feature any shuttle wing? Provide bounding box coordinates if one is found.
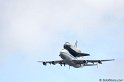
[78,53,90,57]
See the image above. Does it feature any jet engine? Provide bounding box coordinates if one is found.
[98,60,102,64]
[43,62,46,65]
[52,61,55,65]
[83,60,88,64]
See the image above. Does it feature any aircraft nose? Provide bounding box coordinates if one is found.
[59,54,63,57]
[59,53,66,59]
[59,54,62,58]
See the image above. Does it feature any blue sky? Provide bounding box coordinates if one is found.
[0,0,124,82]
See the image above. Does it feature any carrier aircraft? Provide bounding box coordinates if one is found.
[38,41,114,68]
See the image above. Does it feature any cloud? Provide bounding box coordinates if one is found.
[0,0,124,82]
[0,0,124,60]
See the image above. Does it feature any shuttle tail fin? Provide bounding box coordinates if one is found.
[74,40,78,48]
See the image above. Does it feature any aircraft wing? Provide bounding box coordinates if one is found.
[72,59,115,64]
[37,60,66,66]
[87,59,115,64]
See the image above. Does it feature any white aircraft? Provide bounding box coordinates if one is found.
[38,42,114,68]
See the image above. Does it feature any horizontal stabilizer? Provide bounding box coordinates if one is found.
[84,64,97,66]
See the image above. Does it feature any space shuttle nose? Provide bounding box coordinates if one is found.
[64,42,71,49]
[64,44,67,49]
[64,44,70,49]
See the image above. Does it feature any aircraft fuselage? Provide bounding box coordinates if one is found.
[59,49,82,68]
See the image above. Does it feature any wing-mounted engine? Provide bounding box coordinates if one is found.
[98,60,102,64]
[52,61,55,65]
[43,62,47,65]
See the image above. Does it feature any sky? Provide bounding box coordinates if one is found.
[0,0,124,82]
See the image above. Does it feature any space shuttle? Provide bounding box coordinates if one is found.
[63,41,90,57]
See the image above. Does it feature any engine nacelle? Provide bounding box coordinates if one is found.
[98,60,102,64]
[43,62,46,65]
[83,60,88,64]
[52,61,55,65]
